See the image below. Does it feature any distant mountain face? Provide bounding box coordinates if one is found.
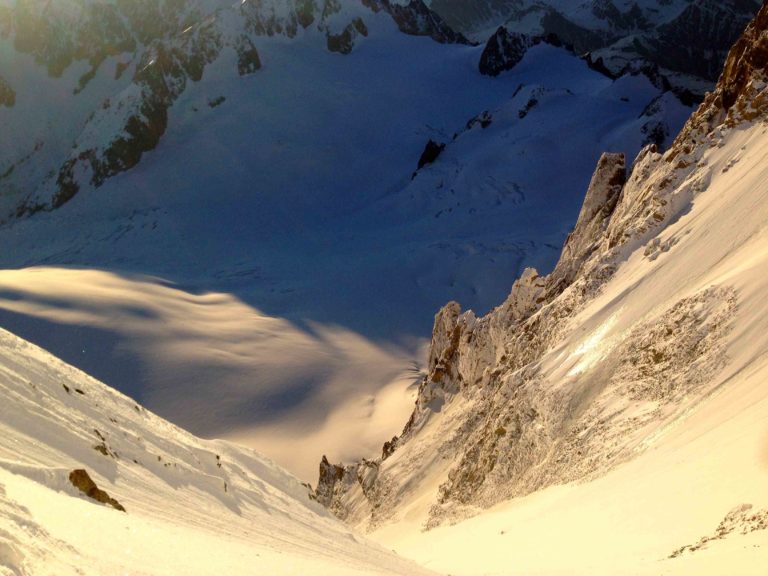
[428,0,761,95]
[0,0,464,220]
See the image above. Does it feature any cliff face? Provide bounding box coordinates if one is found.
[315,2,768,530]
[478,27,535,77]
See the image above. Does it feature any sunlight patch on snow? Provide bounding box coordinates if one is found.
[0,267,421,481]
[0,324,435,576]
[566,312,620,377]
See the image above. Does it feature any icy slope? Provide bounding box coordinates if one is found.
[374,122,768,574]
[0,326,435,576]
[315,4,768,556]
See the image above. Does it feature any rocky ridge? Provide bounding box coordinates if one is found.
[314,1,768,530]
[478,26,536,77]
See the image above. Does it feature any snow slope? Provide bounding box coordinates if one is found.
[369,119,768,576]
[0,267,422,481]
[0,325,435,576]
[0,1,690,480]
[314,7,768,572]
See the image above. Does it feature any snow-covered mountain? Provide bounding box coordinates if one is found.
[0,0,697,479]
[0,324,435,575]
[314,3,768,571]
[430,0,760,97]
[1,2,767,574]
[0,0,462,220]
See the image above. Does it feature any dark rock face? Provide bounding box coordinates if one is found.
[479,27,534,76]
[381,436,398,460]
[314,455,345,508]
[430,1,760,98]
[417,140,446,170]
[669,0,768,160]
[236,36,262,75]
[718,1,768,110]
[296,0,317,29]
[546,1,760,87]
[1,0,136,78]
[327,17,369,54]
[3,1,225,217]
[49,26,215,210]
[465,110,493,130]
[314,455,380,522]
[591,0,650,32]
[643,0,762,83]
[362,0,469,44]
[69,469,126,512]
[427,0,507,33]
[550,153,625,289]
[0,75,14,107]
[539,8,607,54]
[584,53,618,80]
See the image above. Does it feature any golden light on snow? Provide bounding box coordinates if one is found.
[566,313,619,377]
[0,267,419,481]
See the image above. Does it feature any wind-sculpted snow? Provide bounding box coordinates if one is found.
[0,268,423,481]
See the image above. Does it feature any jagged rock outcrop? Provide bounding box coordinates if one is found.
[549,153,625,289]
[362,0,468,44]
[236,36,263,75]
[465,110,493,130]
[0,75,15,107]
[69,469,126,512]
[314,145,631,525]
[327,17,369,54]
[591,0,650,32]
[477,26,569,76]
[478,27,534,76]
[314,456,380,520]
[674,0,768,140]
[314,3,768,531]
[416,140,446,170]
[314,456,346,507]
[608,0,768,250]
[642,0,763,84]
